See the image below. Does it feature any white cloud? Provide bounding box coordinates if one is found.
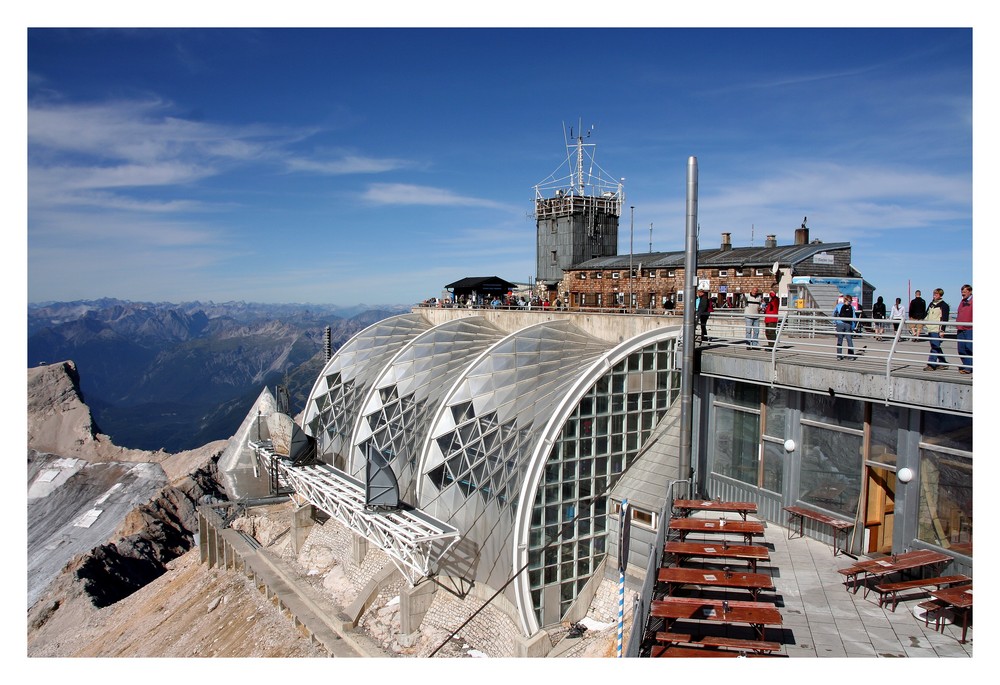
[285,154,413,175]
[361,183,515,210]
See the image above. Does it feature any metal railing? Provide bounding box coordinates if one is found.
[691,308,973,382]
[625,479,690,658]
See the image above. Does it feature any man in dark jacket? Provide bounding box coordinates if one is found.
[695,289,710,340]
[908,290,927,339]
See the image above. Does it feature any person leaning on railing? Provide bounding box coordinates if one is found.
[955,284,972,374]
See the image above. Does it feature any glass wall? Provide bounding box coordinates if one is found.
[526,339,678,623]
[917,413,972,556]
[711,381,786,494]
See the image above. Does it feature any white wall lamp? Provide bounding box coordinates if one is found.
[783,439,796,453]
[897,467,914,484]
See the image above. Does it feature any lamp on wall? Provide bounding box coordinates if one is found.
[897,467,914,483]
[783,439,796,453]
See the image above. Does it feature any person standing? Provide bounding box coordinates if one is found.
[695,289,710,340]
[763,291,780,348]
[872,295,887,341]
[889,297,905,335]
[923,288,950,370]
[833,293,856,360]
[743,287,762,349]
[955,284,973,374]
[908,290,927,339]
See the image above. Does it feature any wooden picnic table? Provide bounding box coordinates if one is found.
[931,584,973,644]
[840,549,953,596]
[669,517,765,546]
[673,499,758,520]
[651,596,782,641]
[658,566,775,601]
[664,541,770,573]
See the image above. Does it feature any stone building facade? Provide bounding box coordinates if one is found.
[558,231,863,312]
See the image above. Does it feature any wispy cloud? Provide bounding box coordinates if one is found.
[285,154,414,175]
[361,183,515,210]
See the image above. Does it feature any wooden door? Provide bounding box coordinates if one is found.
[865,467,896,554]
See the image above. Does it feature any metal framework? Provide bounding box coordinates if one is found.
[249,439,460,585]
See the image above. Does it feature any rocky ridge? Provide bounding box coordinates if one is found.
[26,360,624,660]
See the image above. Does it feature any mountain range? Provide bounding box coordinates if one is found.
[27,299,407,452]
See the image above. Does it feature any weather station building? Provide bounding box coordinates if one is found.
[214,132,971,657]
[533,126,624,301]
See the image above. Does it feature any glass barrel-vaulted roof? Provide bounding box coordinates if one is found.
[417,320,613,610]
[349,316,508,503]
[302,314,432,464]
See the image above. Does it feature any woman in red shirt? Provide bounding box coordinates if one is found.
[764,292,780,348]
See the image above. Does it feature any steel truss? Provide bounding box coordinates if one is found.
[249,440,459,586]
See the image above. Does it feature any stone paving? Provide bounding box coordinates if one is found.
[767,519,973,658]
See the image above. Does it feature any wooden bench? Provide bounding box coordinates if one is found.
[873,574,971,612]
[650,644,779,658]
[837,565,866,592]
[916,599,950,631]
[783,505,854,556]
[655,631,782,653]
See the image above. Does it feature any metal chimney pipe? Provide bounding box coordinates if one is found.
[678,156,698,492]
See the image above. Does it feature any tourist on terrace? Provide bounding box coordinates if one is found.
[956,284,972,374]
[833,294,856,360]
[763,291,780,348]
[889,297,905,334]
[872,296,887,341]
[744,288,763,349]
[923,288,950,371]
[908,290,927,340]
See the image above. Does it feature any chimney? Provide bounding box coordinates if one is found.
[765,234,777,248]
[795,227,809,245]
[721,232,732,251]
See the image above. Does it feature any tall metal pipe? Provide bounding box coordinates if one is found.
[678,156,698,490]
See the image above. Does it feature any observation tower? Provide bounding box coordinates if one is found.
[533,124,624,295]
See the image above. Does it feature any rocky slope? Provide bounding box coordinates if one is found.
[25,360,328,657]
[26,360,624,660]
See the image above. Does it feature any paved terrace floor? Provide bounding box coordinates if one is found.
[550,511,974,659]
[750,515,973,658]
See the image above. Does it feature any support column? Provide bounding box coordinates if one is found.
[515,628,551,657]
[396,580,439,647]
[351,533,368,565]
[290,503,315,554]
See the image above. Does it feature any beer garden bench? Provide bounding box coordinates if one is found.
[873,574,971,612]
[783,505,854,556]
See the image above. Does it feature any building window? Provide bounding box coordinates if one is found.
[580,293,587,307]
[735,269,744,277]
[595,293,602,307]
[528,340,679,624]
[714,404,761,486]
[596,272,603,279]
[647,270,657,278]
[711,381,786,494]
[755,269,765,276]
[551,251,558,264]
[718,269,729,277]
[578,272,587,279]
[917,413,972,556]
[667,270,676,277]
[800,424,862,517]
[611,272,620,279]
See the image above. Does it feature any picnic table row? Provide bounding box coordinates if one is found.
[650,499,784,657]
[836,548,971,643]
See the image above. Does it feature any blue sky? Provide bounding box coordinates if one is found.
[24,17,979,308]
